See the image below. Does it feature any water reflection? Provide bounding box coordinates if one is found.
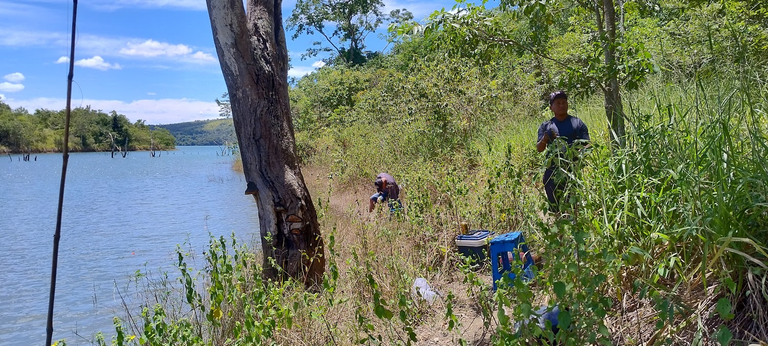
[0,147,260,345]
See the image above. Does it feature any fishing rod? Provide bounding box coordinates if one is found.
[46,0,78,344]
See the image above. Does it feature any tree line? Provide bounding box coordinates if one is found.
[0,101,175,153]
[156,118,236,146]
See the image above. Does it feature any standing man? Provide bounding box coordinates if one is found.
[369,173,401,213]
[537,91,590,211]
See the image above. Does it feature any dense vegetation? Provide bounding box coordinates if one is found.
[0,102,175,153]
[153,119,236,146]
[73,0,768,345]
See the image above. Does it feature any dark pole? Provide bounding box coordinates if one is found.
[46,1,77,344]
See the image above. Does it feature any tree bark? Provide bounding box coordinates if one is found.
[206,0,325,286]
[602,0,625,146]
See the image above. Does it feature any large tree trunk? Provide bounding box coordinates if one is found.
[206,0,325,286]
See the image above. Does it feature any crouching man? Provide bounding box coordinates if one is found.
[369,173,401,213]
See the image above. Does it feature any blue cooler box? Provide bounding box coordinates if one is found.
[455,230,495,264]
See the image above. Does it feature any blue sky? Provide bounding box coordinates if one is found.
[0,0,461,124]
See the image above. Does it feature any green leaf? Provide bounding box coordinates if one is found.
[374,304,393,320]
[553,281,566,299]
[374,304,386,319]
[557,310,571,330]
[497,303,510,325]
[715,298,734,320]
[715,325,732,346]
[406,326,417,342]
[723,277,736,295]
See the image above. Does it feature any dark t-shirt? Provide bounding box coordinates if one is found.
[537,115,590,145]
[538,115,590,170]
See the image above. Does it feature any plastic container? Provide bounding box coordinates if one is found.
[455,230,495,264]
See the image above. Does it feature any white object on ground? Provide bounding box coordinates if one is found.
[412,278,438,304]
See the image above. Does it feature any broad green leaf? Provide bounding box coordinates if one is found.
[715,298,734,320]
[553,281,566,299]
[715,325,732,346]
[374,304,386,319]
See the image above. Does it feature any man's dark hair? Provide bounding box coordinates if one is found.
[549,91,568,105]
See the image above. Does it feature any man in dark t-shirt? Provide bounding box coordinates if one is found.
[369,173,401,212]
[536,91,590,211]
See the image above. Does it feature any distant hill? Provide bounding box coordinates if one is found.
[153,118,237,146]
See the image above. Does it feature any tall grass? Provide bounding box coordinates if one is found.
[574,77,768,343]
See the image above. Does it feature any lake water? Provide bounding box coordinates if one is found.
[0,146,261,345]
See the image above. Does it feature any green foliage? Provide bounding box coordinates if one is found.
[287,0,411,65]
[103,236,303,345]
[289,57,526,174]
[154,118,235,146]
[644,0,768,78]
[0,102,175,152]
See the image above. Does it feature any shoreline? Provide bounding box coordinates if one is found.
[2,147,178,155]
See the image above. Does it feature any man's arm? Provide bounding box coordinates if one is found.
[537,133,550,152]
[537,123,553,152]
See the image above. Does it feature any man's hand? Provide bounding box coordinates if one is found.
[537,130,555,152]
[547,130,557,140]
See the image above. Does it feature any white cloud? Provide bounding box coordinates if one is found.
[5,97,219,125]
[147,92,157,96]
[4,72,25,83]
[120,39,193,57]
[77,56,122,70]
[288,66,316,77]
[288,61,327,77]
[0,94,5,101]
[190,51,216,63]
[0,82,24,93]
[2,29,215,66]
[56,56,122,70]
[118,39,216,64]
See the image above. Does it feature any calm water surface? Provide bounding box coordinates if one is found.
[0,146,260,345]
